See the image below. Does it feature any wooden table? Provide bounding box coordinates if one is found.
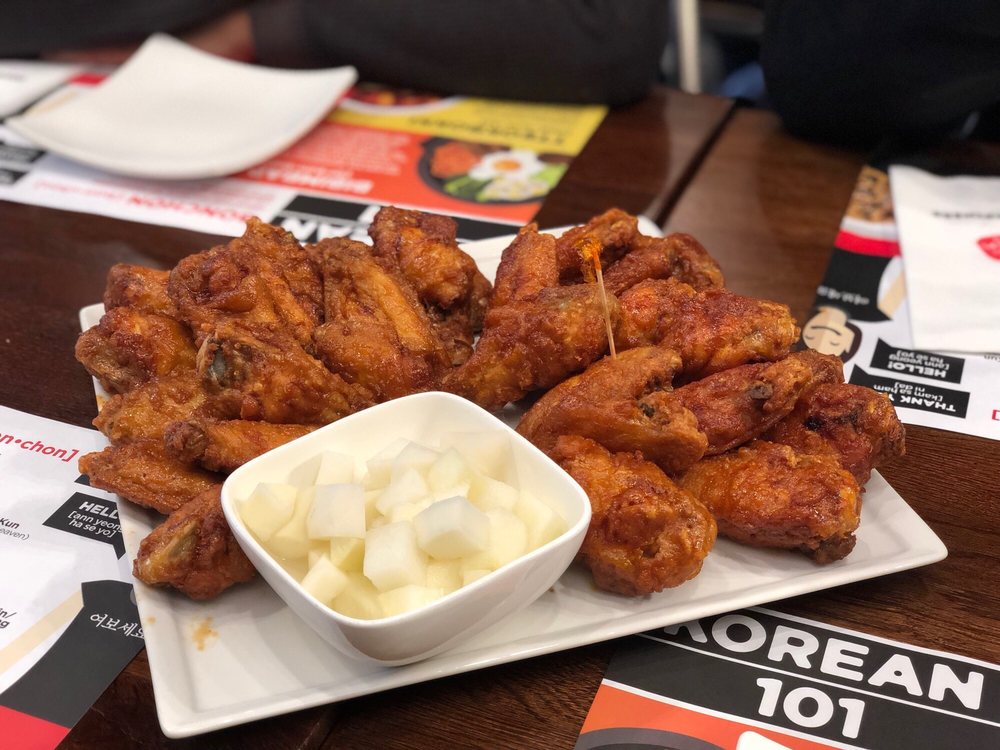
[1,89,997,749]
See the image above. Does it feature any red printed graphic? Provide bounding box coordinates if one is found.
[976,235,1000,261]
[0,706,70,750]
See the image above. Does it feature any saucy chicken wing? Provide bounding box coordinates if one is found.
[679,440,861,563]
[168,218,322,349]
[604,233,724,295]
[79,441,221,514]
[93,373,209,444]
[553,208,638,281]
[103,263,178,317]
[669,350,843,455]
[368,206,491,364]
[518,347,707,475]
[313,238,451,400]
[444,285,619,412]
[198,321,372,424]
[765,382,905,486]
[75,307,197,394]
[616,278,799,380]
[133,486,257,600]
[165,419,315,472]
[552,435,716,595]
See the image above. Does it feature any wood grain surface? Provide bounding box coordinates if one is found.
[2,94,996,750]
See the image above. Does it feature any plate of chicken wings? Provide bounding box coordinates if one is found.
[75,207,946,737]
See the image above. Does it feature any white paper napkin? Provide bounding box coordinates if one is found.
[889,165,1000,353]
[0,60,79,118]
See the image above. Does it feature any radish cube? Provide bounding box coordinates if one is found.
[331,572,382,619]
[363,522,427,591]
[240,483,297,541]
[516,491,566,549]
[378,585,446,617]
[441,431,517,484]
[426,560,462,592]
[301,555,348,603]
[390,442,440,482]
[432,482,471,503]
[461,508,527,570]
[266,488,313,559]
[388,498,433,524]
[365,437,410,489]
[288,450,355,487]
[307,483,366,539]
[329,537,365,572]
[468,474,519,512]
[413,496,489,560]
[427,448,473,491]
[375,467,430,515]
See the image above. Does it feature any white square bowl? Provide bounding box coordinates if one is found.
[220,391,591,666]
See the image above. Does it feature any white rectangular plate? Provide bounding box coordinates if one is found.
[79,227,947,738]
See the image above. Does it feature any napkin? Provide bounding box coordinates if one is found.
[889,165,1000,353]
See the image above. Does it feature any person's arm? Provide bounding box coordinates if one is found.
[250,0,669,105]
[761,0,1000,147]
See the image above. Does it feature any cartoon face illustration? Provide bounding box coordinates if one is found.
[802,306,862,360]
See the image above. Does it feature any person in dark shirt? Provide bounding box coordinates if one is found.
[0,1,669,106]
[762,1,1000,147]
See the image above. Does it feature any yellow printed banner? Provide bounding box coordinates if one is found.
[332,97,607,156]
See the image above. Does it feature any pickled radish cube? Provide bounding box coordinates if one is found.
[363,522,427,591]
[365,437,411,489]
[427,448,473,492]
[378,585,447,617]
[441,431,517,484]
[240,483,297,541]
[288,450,355,487]
[426,560,462,592]
[516,491,566,549]
[364,490,380,526]
[462,569,492,586]
[266,488,313,559]
[390,442,440,482]
[375,467,430,515]
[461,509,527,570]
[307,542,329,569]
[331,572,382,619]
[468,474,519,512]
[301,555,348,603]
[413,496,489,560]
[432,482,471,503]
[388,498,433,524]
[307,483,366,539]
[329,537,365,572]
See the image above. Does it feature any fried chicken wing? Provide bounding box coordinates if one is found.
[489,223,560,309]
[444,285,619,412]
[368,206,478,310]
[75,307,197,394]
[367,206,491,364]
[616,279,799,379]
[765,383,905,485]
[312,238,451,400]
[79,442,221,514]
[133,486,256,599]
[553,208,638,281]
[552,435,716,595]
[518,347,707,474]
[604,233,724,295]
[679,440,861,563]
[168,218,321,348]
[669,350,843,455]
[93,373,209,444]
[198,321,372,424]
[103,263,178,317]
[165,419,315,472]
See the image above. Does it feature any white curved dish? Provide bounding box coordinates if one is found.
[78,230,946,738]
[7,35,356,180]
